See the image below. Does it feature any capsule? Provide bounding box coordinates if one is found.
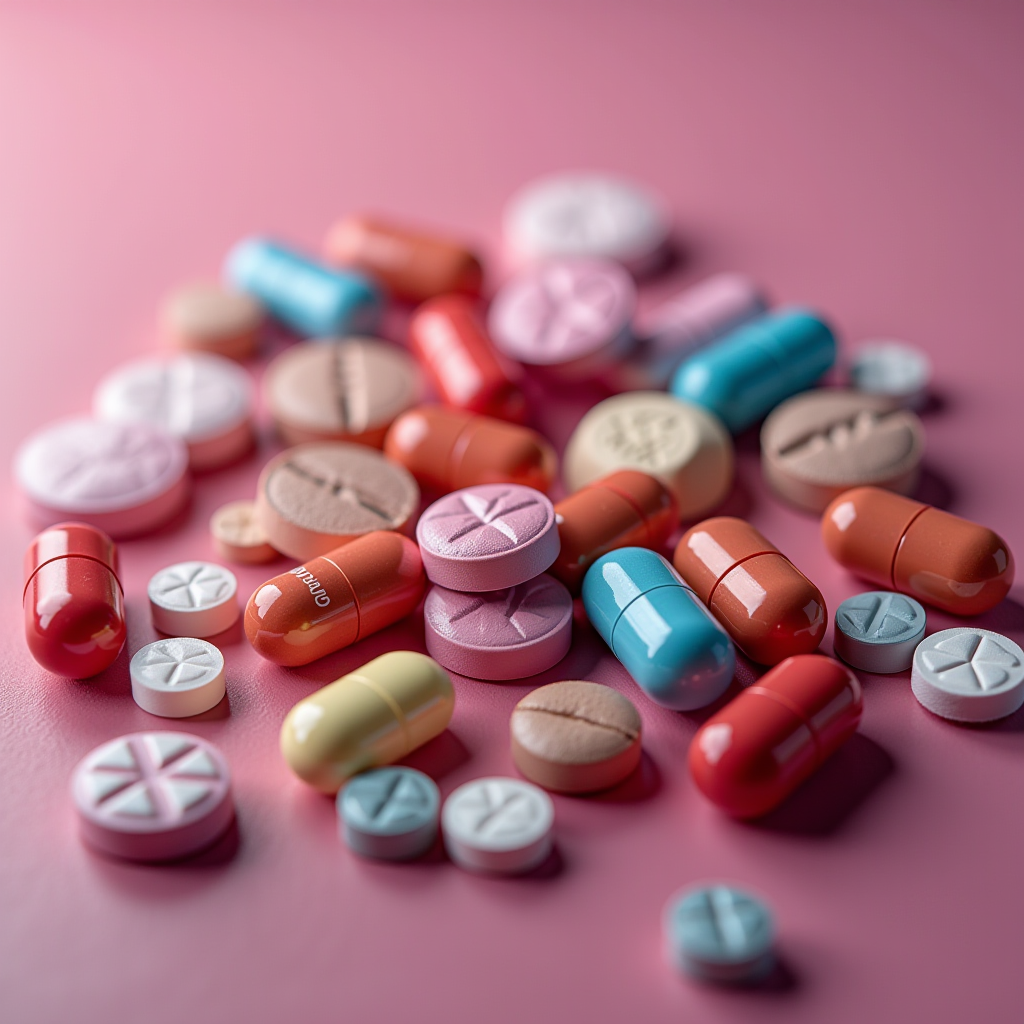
[225,237,381,338]
[689,654,862,818]
[244,531,425,667]
[324,215,483,302]
[281,651,455,793]
[408,296,526,422]
[384,405,557,494]
[670,308,836,434]
[24,522,127,678]
[673,517,826,665]
[551,470,678,594]
[821,486,1014,616]
[582,548,735,710]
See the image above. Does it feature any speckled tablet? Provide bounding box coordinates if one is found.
[160,283,265,361]
[338,767,440,861]
[210,499,279,564]
[833,591,926,674]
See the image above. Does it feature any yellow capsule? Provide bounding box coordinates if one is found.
[280,651,455,793]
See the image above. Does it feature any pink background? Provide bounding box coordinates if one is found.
[2,2,1023,1021]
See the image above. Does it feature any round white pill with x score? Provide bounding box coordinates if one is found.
[131,638,226,718]
[848,341,932,410]
[148,561,239,637]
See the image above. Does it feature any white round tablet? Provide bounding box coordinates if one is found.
[130,638,226,718]
[442,776,554,874]
[911,627,1024,723]
[848,341,932,410]
[148,561,239,637]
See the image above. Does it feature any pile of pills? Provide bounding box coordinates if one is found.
[15,170,1018,985]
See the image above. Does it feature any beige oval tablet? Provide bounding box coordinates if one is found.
[761,389,925,514]
[210,499,279,564]
[161,283,265,361]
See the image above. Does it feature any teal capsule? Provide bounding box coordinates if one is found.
[582,547,735,710]
[670,308,836,433]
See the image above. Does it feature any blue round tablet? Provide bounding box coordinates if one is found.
[338,767,440,861]
[833,590,926,674]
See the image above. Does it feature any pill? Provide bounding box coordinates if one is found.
[911,628,1024,723]
[255,442,419,562]
[337,766,440,861]
[833,591,926,674]
[582,548,735,710]
[416,484,559,592]
[147,561,239,637]
[689,654,862,818]
[225,237,381,338]
[384,406,557,494]
[130,638,226,718]
[442,777,554,874]
[821,486,1014,616]
[673,517,827,665]
[280,651,454,793]
[503,172,671,275]
[564,392,733,521]
[408,295,526,422]
[487,258,636,378]
[510,680,642,794]
[23,522,127,678]
[245,531,425,667]
[93,353,254,471]
[263,337,420,447]
[209,500,279,564]
[71,732,234,861]
[14,418,190,538]
[424,574,573,681]
[761,389,925,513]
[849,340,931,410]
[325,215,483,302]
[551,469,678,594]
[160,283,265,361]
[671,309,837,434]
[663,885,775,984]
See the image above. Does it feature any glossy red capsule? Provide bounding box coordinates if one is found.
[24,522,127,678]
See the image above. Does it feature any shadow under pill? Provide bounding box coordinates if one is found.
[590,750,662,804]
[183,690,232,722]
[401,729,470,781]
[913,462,956,510]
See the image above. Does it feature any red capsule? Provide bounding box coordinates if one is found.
[689,654,862,818]
[24,522,127,678]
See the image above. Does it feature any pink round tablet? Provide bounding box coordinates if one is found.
[416,484,560,592]
[487,258,636,377]
[424,574,573,681]
[71,732,234,862]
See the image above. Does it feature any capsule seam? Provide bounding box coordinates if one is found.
[447,415,477,488]
[890,504,930,591]
[350,673,412,753]
[320,556,361,636]
[746,685,823,764]
[610,581,698,633]
[704,549,782,610]
[603,481,658,539]
[23,553,123,601]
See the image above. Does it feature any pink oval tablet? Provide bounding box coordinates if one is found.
[71,732,234,862]
[487,258,636,377]
[416,484,560,592]
[424,574,573,680]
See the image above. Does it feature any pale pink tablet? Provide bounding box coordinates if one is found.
[71,732,234,862]
[424,574,573,681]
[14,417,190,537]
[487,258,636,378]
[416,484,560,592]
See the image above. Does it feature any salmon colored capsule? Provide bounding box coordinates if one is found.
[244,531,425,667]
[821,486,1014,616]
[673,517,827,665]
[689,654,862,818]
[24,522,127,678]
[324,215,483,302]
[551,469,678,593]
[384,405,557,494]
[408,296,526,423]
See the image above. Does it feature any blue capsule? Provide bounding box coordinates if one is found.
[670,308,836,434]
[225,237,381,338]
[582,547,735,710]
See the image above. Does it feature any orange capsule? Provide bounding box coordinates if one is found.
[821,486,1014,616]
[324,215,483,302]
[244,531,425,667]
[673,517,827,665]
[551,470,678,594]
[383,405,557,494]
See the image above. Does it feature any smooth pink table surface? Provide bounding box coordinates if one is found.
[2,3,1023,1022]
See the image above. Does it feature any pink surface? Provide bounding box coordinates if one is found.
[2,2,1024,1022]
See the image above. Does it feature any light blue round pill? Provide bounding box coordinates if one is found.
[833,590,926,674]
[338,767,440,861]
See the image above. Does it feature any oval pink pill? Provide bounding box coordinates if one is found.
[424,574,573,680]
[416,484,560,592]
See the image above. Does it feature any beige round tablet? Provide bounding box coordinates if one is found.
[210,499,279,564]
[761,389,925,514]
[563,392,733,520]
[263,338,421,448]
[255,442,420,561]
[160,283,265,361]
